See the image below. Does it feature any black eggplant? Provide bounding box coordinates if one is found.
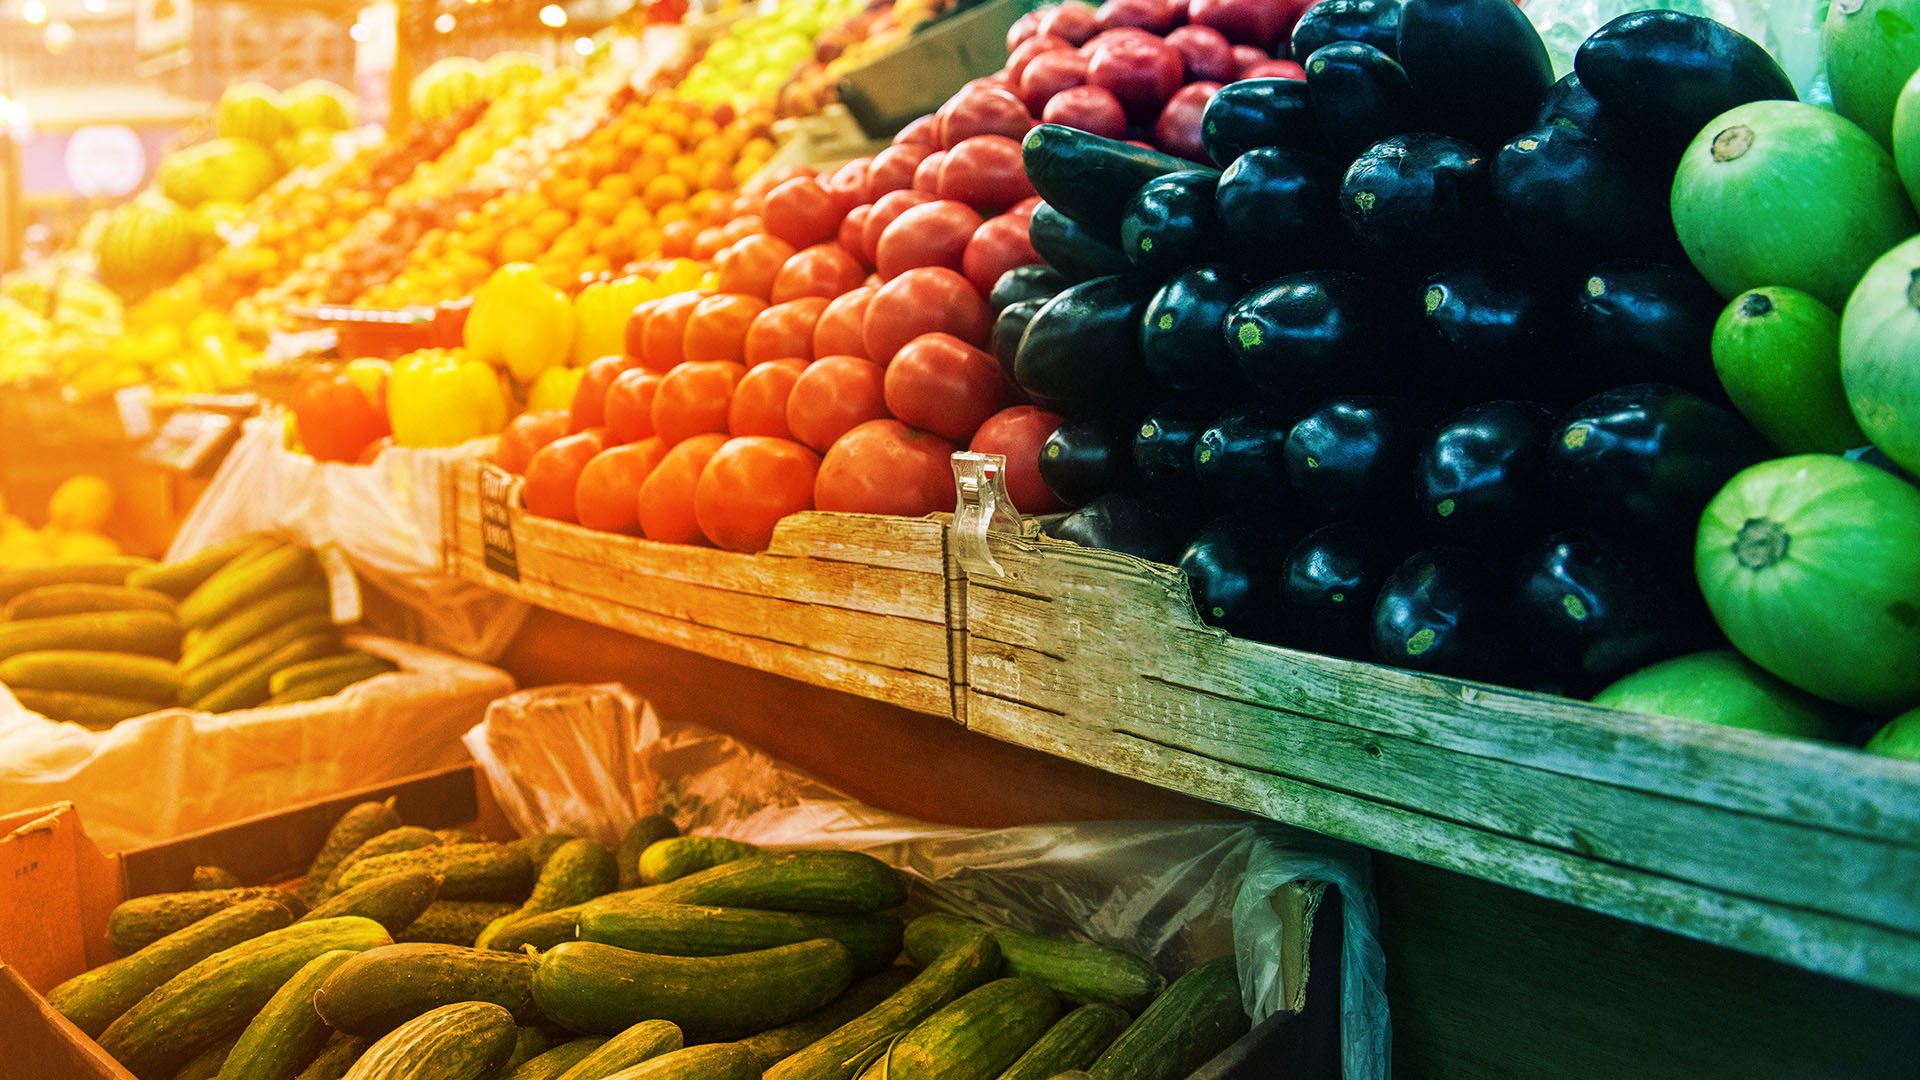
[1396,0,1552,150]
[1570,261,1724,398]
[1179,512,1300,643]
[1534,72,1620,144]
[1016,275,1155,411]
[989,264,1068,314]
[1370,546,1525,683]
[1492,124,1679,267]
[1214,148,1345,270]
[1141,265,1249,394]
[1574,11,1795,166]
[1304,42,1418,160]
[1411,254,1569,402]
[1226,270,1401,402]
[1200,78,1323,167]
[1414,400,1556,540]
[1134,399,1219,492]
[1194,403,1298,507]
[1284,397,1438,518]
[1046,492,1192,564]
[1022,124,1207,236]
[1291,0,1405,60]
[1028,202,1133,282]
[1511,528,1715,684]
[1548,383,1770,552]
[1119,171,1221,275]
[1038,414,1139,508]
[992,297,1047,383]
[1280,522,1402,659]
[1340,133,1494,265]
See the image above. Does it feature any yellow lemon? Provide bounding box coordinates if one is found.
[47,475,115,532]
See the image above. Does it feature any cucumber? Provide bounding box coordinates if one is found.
[507,1027,556,1071]
[483,904,591,951]
[174,1032,242,1080]
[292,1034,371,1080]
[314,942,540,1034]
[126,536,264,599]
[299,869,441,934]
[319,827,442,898]
[97,916,392,1080]
[269,652,396,695]
[435,827,486,845]
[0,558,150,602]
[533,939,854,1038]
[514,832,581,872]
[638,836,761,884]
[1087,957,1248,1080]
[736,966,918,1070]
[645,851,908,914]
[340,1001,518,1080]
[178,611,332,702]
[905,914,1164,1012]
[996,1004,1132,1080]
[49,898,295,1036]
[580,903,903,975]
[108,888,304,956]
[553,1019,682,1080]
[883,978,1060,1080]
[334,842,535,902]
[0,609,181,662]
[766,929,1004,1080]
[15,688,160,727]
[0,650,181,702]
[217,949,358,1080]
[192,632,341,713]
[617,815,680,889]
[602,1045,759,1080]
[4,583,176,620]
[397,900,518,946]
[296,799,402,906]
[507,1038,609,1080]
[478,838,620,949]
[192,866,242,890]
[266,658,396,704]
[178,544,320,629]
[181,583,331,669]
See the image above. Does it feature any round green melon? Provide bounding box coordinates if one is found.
[1842,234,1920,479]
[1711,287,1866,453]
[1672,100,1918,310]
[1592,650,1849,740]
[1824,0,1920,151]
[1696,453,1920,713]
[1865,706,1920,759]
[1895,67,1920,209]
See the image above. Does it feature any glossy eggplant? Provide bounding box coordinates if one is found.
[1016,275,1155,411]
[1411,254,1569,401]
[1548,383,1770,552]
[1340,133,1495,265]
[992,297,1047,383]
[1214,148,1345,270]
[1284,397,1439,519]
[1120,171,1221,275]
[1396,0,1553,150]
[1370,546,1525,683]
[1291,0,1405,60]
[989,265,1068,314]
[1491,124,1679,267]
[1178,512,1300,643]
[1280,523,1402,659]
[1141,265,1249,394]
[1028,202,1133,282]
[1574,11,1795,165]
[1414,400,1556,540]
[1534,72,1620,144]
[1022,124,1207,235]
[1194,403,1298,507]
[1512,528,1715,684]
[1304,42,1418,160]
[1038,414,1139,508]
[1200,79,1323,167]
[1134,399,1219,492]
[1570,261,1723,398]
[1226,270,1401,402]
[1046,492,1192,564]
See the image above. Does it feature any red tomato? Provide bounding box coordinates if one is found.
[892,115,940,147]
[523,428,610,522]
[641,291,708,372]
[715,234,796,300]
[694,436,822,551]
[912,150,947,193]
[771,244,867,303]
[637,433,728,544]
[728,359,808,438]
[884,332,1008,442]
[496,410,571,474]
[1007,196,1043,221]
[1189,0,1308,50]
[762,176,844,249]
[1087,34,1185,120]
[691,227,728,260]
[968,405,1066,513]
[823,159,869,213]
[863,144,932,200]
[743,297,828,366]
[961,215,1041,296]
[1097,0,1176,34]
[1034,1,1099,44]
[575,438,668,534]
[861,190,937,264]
[938,135,1036,212]
[651,360,747,445]
[839,206,871,264]
[721,215,765,245]
[570,355,637,433]
[786,354,889,452]
[603,369,662,444]
[1154,82,1222,162]
[682,293,767,364]
[936,86,1034,148]
[1166,24,1237,82]
[876,200,984,280]
[1042,84,1129,139]
[624,299,661,363]
[1018,50,1089,114]
[863,267,992,363]
[293,364,389,463]
[813,286,876,359]
[1243,58,1306,79]
[1007,8,1043,51]
[814,419,959,516]
[1007,35,1073,84]
[1230,44,1269,73]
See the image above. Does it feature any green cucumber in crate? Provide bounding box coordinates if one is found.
[1087,957,1249,1080]
[107,887,303,956]
[296,799,403,906]
[880,977,1063,1080]
[173,1032,242,1080]
[299,870,442,934]
[995,1003,1133,1080]
[313,942,540,1034]
[513,832,580,872]
[339,1001,518,1080]
[333,842,535,902]
[904,913,1164,1011]
[735,967,918,1070]
[292,1034,372,1080]
[532,939,853,1037]
[617,815,681,889]
[600,1044,760,1080]
[217,949,359,1080]
[507,1037,610,1080]
[579,902,904,975]
[505,1027,557,1071]
[644,850,908,913]
[319,827,442,898]
[638,836,762,884]
[477,838,620,949]
[551,1018,682,1080]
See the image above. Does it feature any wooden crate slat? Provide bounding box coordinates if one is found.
[766,511,954,573]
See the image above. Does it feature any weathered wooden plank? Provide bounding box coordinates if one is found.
[766,511,953,574]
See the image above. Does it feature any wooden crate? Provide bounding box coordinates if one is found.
[446,459,959,719]
[952,525,1920,998]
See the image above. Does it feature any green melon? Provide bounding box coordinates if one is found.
[1592,650,1849,739]
[1864,706,1920,759]
[1824,0,1920,151]
[1711,287,1866,453]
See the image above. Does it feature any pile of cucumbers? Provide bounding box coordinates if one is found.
[0,533,395,727]
[46,800,1252,1080]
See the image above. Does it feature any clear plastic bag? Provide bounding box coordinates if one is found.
[1524,0,1830,95]
[465,683,1391,1079]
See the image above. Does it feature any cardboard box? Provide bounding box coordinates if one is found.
[836,0,1037,137]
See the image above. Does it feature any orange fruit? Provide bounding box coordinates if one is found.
[643,174,690,211]
[499,228,545,264]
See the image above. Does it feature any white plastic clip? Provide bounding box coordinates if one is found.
[951,451,1021,579]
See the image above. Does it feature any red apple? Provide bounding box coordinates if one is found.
[1153,81,1220,161]
[1086,34,1185,120]
[1006,34,1073,84]
[1095,0,1176,35]
[936,85,1034,148]
[1041,84,1129,139]
[1243,58,1306,79]
[1166,24,1236,83]
[1034,1,1099,44]
[1017,49,1090,114]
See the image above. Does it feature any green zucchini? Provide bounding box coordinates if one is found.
[996,1004,1132,1080]
[217,949,358,1080]
[1087,957,1248,1080]
[532,939,854,1038]
[319,826,442,898]
[638,836,761,884]
[191,866,241,891]
[126,536,264,600]
[334,842,535,902]
[192,632,340,713]
[580,903,903,975]
[49,899,295,1037]
[513,832,580,871]
[108,888,303,956]
[905,914,1164,1012]
[553,1019,682,1080]
[291,1034,371,1080]
[180,582,330,670]
[477,838,619,949]
[507,1038,609,1080]
[97,916,392,1080]
[601,1045,759,1080]
[296,799,402,906]
[645,851,907,913]
[506,1027,556,1071]
[397,900,518,946]
[173,1032,241,1080]
[313,942,539,1034]
[298,870,441,934]
[340,1001,517,1080]
[617,815,680,889]
[883,978,1061,1080]
[178,611,331,703]
[736,967,919,1070]
[0,650,181,702]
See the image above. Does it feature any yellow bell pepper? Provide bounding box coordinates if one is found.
[526,364,585,413]
[388,349,510,448]
[571,275,651,366]
[465,262,577,384]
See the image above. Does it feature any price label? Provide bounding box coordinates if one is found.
[138,411,238,475]
[316,542,364,625]
[478,464,520,581]
[114,385,155,439]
